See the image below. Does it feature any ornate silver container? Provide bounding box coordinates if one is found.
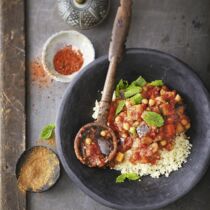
[57,0,110,30]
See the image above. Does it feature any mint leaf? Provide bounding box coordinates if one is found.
[126,83,136,90]
[149,80,163,86]
[142,111,164,127]
[126,173,140,181]
[115,100,125,115]
[131,76,147,87]
[130,93,142,104]
[116,173,140,183]
[116,174,127,183]
[40,124,55,140]
[124,86,141,98]
[115,80,128,98]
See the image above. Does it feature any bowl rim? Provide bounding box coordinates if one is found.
[42,30,95,83]
[56,48,210,210]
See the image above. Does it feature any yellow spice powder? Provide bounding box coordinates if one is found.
[17,147,59,192]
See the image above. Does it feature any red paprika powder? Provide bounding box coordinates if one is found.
[31,58,53,88]
[53,45,84,75]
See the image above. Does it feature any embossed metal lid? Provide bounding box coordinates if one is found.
[58,0,110,30]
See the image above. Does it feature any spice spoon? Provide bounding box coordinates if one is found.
[74,0,132,168]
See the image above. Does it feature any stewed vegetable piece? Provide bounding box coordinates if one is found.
[108,77,190,165]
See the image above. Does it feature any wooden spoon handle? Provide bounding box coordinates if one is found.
[97,0,132,125]
[109,0,132,62]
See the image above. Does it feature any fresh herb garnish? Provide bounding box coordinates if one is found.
[142,111,164,127]
[115,79,128,98]
[116,173,140,183]
[131,76,147,87]
[40,124,56,140]
[115,100,125,115]
[130,93,143,105]
[149,80,163,86]
[124,86,141,98]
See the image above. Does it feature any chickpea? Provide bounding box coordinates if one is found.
[100,130,107,137]
[123,122,130,131]
[85,138,92,145]
[176,123,185,134]
[149,99,155,106]
[166,91,175,97]
[143,86,148,91]
[135,104,142,111]
[150,142,159,153]
[181,118,188,126]
[142,99,148,104]
[160,140,167,146]
[175,94,181,102]
[160,89,165,95]
[115,116,121,123]
[156,96,162,101]
[155,97,163,105]
[162,85,168,90]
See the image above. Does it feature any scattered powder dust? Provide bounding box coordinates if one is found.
[17,147,59,192]
[36,138,56,147]
[31,58,53,88]
[47,138,56,146]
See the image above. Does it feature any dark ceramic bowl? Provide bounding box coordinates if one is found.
[56,49,210,210]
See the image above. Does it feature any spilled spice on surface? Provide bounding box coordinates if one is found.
[53,45,84,75]
[31,58,53,88]
[47,138,56,146]
[36,138,56,147]
[17,147,59,192]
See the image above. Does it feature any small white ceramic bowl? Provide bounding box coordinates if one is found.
[42,30,95,83]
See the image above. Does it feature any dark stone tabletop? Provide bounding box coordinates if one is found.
[27,0,210,209]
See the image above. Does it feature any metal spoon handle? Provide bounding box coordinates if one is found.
[97,0,132,124]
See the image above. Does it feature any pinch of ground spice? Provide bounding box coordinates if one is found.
[31,58,53,88]
[17,147,59,192]
[36,138,56,147]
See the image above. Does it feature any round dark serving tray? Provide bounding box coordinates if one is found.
[56,49,210,210]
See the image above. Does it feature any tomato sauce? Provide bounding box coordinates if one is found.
[108,84,190,165]
[79,126,113,167]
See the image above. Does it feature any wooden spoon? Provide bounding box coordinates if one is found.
[74,0,132,168]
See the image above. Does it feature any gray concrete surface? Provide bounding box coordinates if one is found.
[27,0,210,209]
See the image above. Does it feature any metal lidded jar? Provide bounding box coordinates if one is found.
[57,0,110,30]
